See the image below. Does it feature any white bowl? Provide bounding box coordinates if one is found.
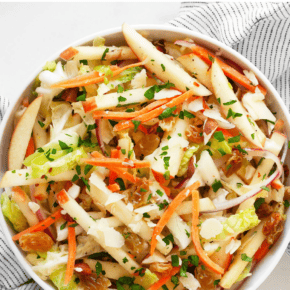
[0,24,289,290]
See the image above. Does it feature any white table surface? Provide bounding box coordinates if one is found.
[0,2,289,290]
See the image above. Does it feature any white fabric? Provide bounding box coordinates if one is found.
[0,2,290,289]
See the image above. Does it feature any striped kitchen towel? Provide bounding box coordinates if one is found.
[1,2,290,290]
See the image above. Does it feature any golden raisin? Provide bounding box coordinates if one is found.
[149,262,172,276]
[19,232,54,252]
[195,265,220,290]
[134,134,160,157]
[262,212,284,245]
[79,273,111,290]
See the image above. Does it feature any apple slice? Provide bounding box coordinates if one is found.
[8,96,42,170]
[177,53,214,92]
[122,23,211,96]
[0,168,77,188]
[211,61,266,148]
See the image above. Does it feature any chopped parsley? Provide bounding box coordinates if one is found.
[223,100,237,106]
[143,213,150,218]
[156,189,164,197]
[158,106,177,120]
[261,186,270,192]
[116,178,126,191]
[171,255,179,267]
[226,108,242,119]
[161,64,166,71]
[144,81,175,100]
[212,179,222,192]
[228,134,241,143]
[38,121,45,128]
[254,198,265,210]
[241,253,252,262]
[213,131,225,142]
[84,164,93,175]
[122,257,129,264]
[101,48,109,61]
[118,96,127,102]
[132,120,141,132]
[95,261,105,275]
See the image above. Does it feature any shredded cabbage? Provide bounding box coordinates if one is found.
[135,269,159,289]
[177,144,199,177]
[1,192,28,232]
[50,265,78,290]
[23,132,87,178]
[43,61,57,72]
[209,138,232,157]
[212,207,260,241]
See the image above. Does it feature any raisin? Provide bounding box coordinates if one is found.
[19,232,54,252]
[134,134,160,158]
[195,264,220,290]
[257,203,274,219]
[262,212,285,245]
[149,262,172,276]
[78,273,111,290]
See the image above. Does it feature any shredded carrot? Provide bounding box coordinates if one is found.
[109,149,121,184]
[150,182,200,255]
[92,99,170,119]
[191,190,224,275]
[85,157,151,169]
[82,98,98,113]
[64,222,77,285]
[189,45,267,95]
[138,124,148,134]
[60,47,79,61]
[107,183,120,192]
[148,267,181,290]
[160,184,171,197]
[25,137,35,158]
[51,61,145,89]
[254,239,271,263]
[91,151,140,183]
[12,209,62,241]
[114,90,195,132]
[271,179,283,190]
[152,169,167,185]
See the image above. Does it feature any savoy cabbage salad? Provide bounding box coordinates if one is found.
[1,23,289,290]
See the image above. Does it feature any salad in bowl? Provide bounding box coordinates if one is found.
[0,23,289,290]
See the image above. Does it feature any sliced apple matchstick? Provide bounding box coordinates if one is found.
[8,96,42,170]
[122,23,211,96]
[211,61,266,148]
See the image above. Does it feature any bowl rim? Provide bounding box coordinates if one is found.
[0,23,289,290]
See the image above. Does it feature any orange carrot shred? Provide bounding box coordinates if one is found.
[25,137,35,158]
[83,98,98,113]
[107,183,120,192]
[148,267,181,290]
[109,149,121,185]
[191,189,224,275]
[12,208,62,241]
[150,181,200,256]
[51,61,145,89]
[90,151,140,183]
[138,124,148,134]
[64,222,76,285]
[189,45,267,95]
[114,90,195,132]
